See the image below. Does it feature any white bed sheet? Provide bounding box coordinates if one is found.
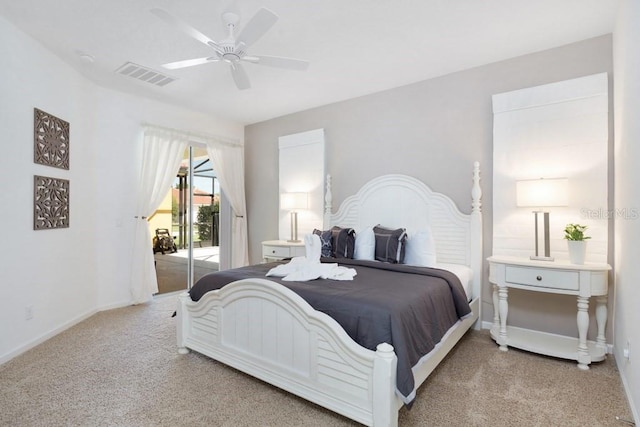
[435,263,473,301]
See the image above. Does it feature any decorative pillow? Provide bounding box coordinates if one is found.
[373,226,407,263]
[312,228,333,257]
[330,226,355,259]
[403,228,437,267]
[354,226,375,261]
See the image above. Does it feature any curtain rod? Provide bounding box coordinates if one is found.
[141,122,242,148]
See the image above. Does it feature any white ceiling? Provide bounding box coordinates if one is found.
[0,0,620,125]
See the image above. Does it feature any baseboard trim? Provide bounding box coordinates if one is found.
[0,297,152,366]
[0,308,97,366]
[615,352,640,425]
[97,299,132,311]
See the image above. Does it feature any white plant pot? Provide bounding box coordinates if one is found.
[567,240,587,265]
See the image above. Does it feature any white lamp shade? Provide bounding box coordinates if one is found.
[516,178,568,207]
[280,192,308,210]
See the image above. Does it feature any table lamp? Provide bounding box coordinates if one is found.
[516,178,568,261]
[280,192,308,242]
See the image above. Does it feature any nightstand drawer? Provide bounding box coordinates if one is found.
[505,266,579,291]
[263,245,292,258]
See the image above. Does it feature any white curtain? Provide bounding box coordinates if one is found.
[130,127,188,304]
[206,142,249,268]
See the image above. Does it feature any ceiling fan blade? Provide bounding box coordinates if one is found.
[162,57,219,70]
[151,8,222,52]
[236,8,278,47]
[230,63,251,90]
[247,55,309,71]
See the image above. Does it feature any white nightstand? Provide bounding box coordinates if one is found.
[262,240,306,262]
[487,255,611,370]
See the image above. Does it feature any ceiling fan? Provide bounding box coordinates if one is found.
[151,7,309,90]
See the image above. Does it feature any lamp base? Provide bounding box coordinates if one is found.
[289,211,299,242]
[530,255,555,262]
[531,211,554,262]
[286,239,301,243]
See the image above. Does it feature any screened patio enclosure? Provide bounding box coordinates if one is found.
[174,155,220,250]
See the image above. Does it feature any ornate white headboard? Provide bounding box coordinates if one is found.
[323,162,483,299]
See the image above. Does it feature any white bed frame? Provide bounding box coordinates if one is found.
[176,162,482,426]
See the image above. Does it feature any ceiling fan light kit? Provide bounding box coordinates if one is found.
[152,7,309,90]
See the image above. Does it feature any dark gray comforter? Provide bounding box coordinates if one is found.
[189,258,472,405]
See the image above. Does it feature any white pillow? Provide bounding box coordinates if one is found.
[403,228,437,267]
[354,226,375,260]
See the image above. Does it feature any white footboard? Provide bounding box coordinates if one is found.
[177,279,399,427]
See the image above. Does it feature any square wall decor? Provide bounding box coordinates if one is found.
[34,175,69,230]
[34,108,70,169]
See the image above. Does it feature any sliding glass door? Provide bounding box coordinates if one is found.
[152,145,220,294]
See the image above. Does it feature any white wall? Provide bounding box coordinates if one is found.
[0,15,243,363]
[613,0,640,422]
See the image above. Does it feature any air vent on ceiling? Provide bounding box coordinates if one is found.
[115,62,177,87]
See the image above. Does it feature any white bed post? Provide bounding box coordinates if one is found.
[323,174,333,228]
[470,161,483,330]
[372,343,398,427]
[177,292,190,354]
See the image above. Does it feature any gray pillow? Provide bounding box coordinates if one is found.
[373,226,407,263]
[330,226,355,259]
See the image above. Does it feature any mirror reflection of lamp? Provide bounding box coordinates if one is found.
[280,192,308,242]
[516,178,568,261]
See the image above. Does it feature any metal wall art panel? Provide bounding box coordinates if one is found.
[34,108,70,170]
[34,175,69,230]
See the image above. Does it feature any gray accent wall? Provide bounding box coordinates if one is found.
[245,35,613,329]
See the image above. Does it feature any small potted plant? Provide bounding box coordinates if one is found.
[564,223,590,264]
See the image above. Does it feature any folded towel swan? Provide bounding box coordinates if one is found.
[266,234,357,281]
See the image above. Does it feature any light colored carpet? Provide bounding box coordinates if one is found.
[0,294,634,426]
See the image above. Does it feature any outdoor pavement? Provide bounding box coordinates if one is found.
[154,246,219,294]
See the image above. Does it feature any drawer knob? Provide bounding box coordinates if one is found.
[272,250,276,254]
[536,275,542,281]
